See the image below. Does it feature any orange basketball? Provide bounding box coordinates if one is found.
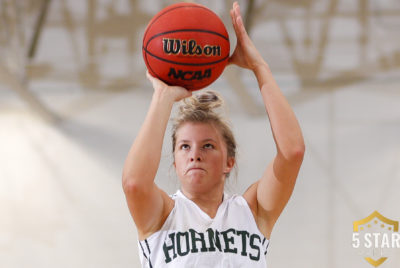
[142,3,230,91]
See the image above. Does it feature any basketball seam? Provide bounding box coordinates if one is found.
[144,53,164,82]
[143,4,220,43]
[143,29,229,71]
[145,29,229,51]
[144,44,163,81]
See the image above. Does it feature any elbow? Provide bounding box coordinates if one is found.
[290,144,305,163]
[122,168,156,195]
[122,176,134,194]
[122,175,143,195]
[280,143,305,164]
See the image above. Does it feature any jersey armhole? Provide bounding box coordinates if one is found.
[138,194,178,242]
[236,194,270,241]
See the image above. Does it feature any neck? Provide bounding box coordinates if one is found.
[180,185,224,218]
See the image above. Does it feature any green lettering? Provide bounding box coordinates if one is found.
[163,233,177,263]
[221,228,238,254]
[189,229,208,253]
[236,230,250,256]
[176,232,190,256]
[206,228,222,252]
[249,234,261,261]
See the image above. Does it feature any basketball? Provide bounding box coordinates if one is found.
[142,3,230,91]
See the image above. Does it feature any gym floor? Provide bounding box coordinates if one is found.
[1,0,400,267]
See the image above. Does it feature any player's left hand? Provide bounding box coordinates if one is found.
[228,1,267,71]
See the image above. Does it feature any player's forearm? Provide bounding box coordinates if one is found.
[122,92,174,188]
[255,65,305,161]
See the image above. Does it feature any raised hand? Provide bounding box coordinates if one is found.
[228,2,267,71]
[146,71,192,102]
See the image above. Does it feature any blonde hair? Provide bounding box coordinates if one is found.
[171,90,237,175]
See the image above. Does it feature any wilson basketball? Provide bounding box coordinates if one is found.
[142,3,230,91]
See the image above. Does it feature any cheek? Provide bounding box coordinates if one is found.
[211,151,227,169]
[174,153,185,173]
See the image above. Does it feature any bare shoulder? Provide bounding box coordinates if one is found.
[159,188,175,216]
[242,181,271,239]
[130,186,175,241]
[242,182,259,222]
[153,188,175,232]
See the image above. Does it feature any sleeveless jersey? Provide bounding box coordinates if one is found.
[138,190,270,267]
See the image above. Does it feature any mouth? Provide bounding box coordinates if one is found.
[186,167,205,173]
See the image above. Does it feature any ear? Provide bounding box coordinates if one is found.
[224,157,235,173]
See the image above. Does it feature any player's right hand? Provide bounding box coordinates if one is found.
[146,71,192,102]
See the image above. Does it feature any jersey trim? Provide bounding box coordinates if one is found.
[139,239,153,268]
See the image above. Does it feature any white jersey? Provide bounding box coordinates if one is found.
[138,190,270,267]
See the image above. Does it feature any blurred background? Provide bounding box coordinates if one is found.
[1,0,399,267]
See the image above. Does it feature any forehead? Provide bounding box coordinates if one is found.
[176,122,222,142]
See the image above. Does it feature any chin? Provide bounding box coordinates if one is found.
[188,178,205,188]
[184,177,208,193]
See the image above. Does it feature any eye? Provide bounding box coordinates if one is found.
[204,143,214,149]
[180,144,190,150]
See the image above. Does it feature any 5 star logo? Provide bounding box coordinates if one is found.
[352,211,400,267]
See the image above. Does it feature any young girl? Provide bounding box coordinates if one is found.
[122,2,305,267]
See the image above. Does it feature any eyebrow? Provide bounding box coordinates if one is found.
[178,139,217,143]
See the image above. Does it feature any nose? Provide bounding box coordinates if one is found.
[190,156,201,162]
[190,146,202,162]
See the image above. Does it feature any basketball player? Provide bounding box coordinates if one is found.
[122,2,305,267]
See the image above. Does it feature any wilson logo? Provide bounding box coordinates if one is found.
[163,38,221,57]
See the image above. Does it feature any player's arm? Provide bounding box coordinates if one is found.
[122,72,191,239]
[229,2,305,238]
[252,65,305,239]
